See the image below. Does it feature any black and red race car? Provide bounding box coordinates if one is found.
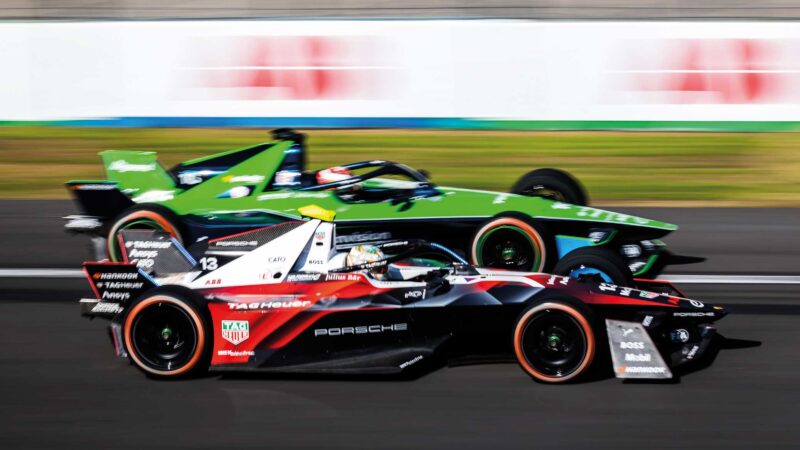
[79,207,725,383]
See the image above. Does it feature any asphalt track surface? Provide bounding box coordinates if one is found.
[2,201,799,449]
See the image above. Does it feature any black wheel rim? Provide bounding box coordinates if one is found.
[521,310,587,378]
[520,184,567,202]
[478,226,538,271]
[131,302,198,372]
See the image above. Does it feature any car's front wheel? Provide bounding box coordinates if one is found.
[123,289,210,378]
[513,299,598,383]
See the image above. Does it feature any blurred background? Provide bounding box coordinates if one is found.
[2,3,800,450]
[1,1,800,205]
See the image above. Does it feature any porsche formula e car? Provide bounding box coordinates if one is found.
[66,129,697,286]
[79,209,724,383]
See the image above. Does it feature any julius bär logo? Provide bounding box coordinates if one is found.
[221,320,249,345]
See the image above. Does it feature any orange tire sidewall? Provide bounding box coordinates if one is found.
[107,209,181,262]
[514,302,595,383]
[124,295,206,377]
[471,217,546,272]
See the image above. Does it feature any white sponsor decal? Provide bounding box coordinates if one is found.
[96,272,139,280]
[325,273,361,281]
[227,300,311,310]
[336,232,392,244]
[74,184,116,191]
[546,275,570,286]
[91,302,124,314]
[314,323,408,337]
[217,350,255,357]
[132,190,175,203]
[257,192,329,201]
[126,240,171,249]
[619,341,645,350]
[178,172,203,185]
[226,175,264,184]
[213,241,258,247]
[624,353,652,362]
[108,160,156,172]
[102,291,130,301]
[620,366,667,374]
[102,281,143,289]
[674,312,715,317]
[404,290,424,299]
[287,273,321,282]
[136,259,154,269]
[226,186,251,198]
[492,194,509,204]
[128,249,158,258]
[399,355,424,369]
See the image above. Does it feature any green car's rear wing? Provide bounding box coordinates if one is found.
[100,150,177,195]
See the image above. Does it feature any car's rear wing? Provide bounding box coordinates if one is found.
[100,150,177,193]
[64,181,134,236]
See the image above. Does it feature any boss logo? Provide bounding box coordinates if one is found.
[619,341,645,350]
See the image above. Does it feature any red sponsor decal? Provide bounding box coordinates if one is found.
[616,39,800,104]
[186,36,391,100]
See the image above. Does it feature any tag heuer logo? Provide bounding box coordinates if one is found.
[221,320,249,345]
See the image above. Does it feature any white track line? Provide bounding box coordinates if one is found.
[1,269,800,284]
[660,275,800,285]
[0,269,83,278]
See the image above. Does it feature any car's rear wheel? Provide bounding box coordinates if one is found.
[123,290,209,378]
[107,205,183,262]
[470,217,551,272]
[553,246,634,287]
[511,168,588,206]
[514,299,597,383]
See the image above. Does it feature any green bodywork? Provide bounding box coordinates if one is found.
[76,140,677,232]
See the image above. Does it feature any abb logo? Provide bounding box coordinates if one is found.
[618,39,800,104]
[187,36,390,100]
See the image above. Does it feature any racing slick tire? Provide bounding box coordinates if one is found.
[123,288,210,378]
[513,298,600,383]
[553,246,634,287]
[106,204,183,262]
[511,168,588,206]
[470,216,553,272]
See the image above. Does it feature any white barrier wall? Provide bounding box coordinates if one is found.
[2,20,800,127]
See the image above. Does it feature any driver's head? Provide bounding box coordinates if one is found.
[316,166,352,185]
[346,245,387,280]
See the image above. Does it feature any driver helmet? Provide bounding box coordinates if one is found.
[346,245,386,280]
[316,166,352,185]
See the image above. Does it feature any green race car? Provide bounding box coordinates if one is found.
[65,129,697,286]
